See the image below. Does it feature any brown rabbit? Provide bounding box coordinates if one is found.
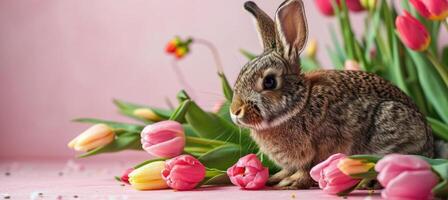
[230,0,434,189]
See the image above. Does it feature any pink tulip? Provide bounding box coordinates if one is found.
[161,155,206,190]
[120,168,134,184]
[396,11,431,51]
[141,120,185,158]
[227,154,269,190]
[410,0,448,20]
[310,153,360,194]
[346,0,364,12]
[375,154,439,200]
[315,0,340,16]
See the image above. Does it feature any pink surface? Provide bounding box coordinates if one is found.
[0,159,382,200]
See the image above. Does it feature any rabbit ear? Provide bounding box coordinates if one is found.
[244,1,276,51]
[274,0,308,64]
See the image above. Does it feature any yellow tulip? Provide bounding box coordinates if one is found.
[305,38,318,59]
[337,158,375,176]
[133,108,162,122]
[68,124,115,151]
[128,161,169,190]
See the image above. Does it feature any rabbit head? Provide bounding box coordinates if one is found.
[230,0,309,131]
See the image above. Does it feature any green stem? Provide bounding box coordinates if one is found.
[426,51,448,88]
[186,136,226,146]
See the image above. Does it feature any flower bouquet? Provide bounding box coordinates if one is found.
[68,0,448,199]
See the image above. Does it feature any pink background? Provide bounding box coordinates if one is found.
[0,0,446,159]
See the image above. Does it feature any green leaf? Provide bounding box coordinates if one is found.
[184,100,255,151]
[78,132,141,158]
[442,46,448,67]
[113,99,173,122]
[73,118,144,133]
[201,173,231,186]
[219,73,234,101]
[349,170,378,179]
[239,49,256,60]
[428,117,448,141]
[300,57,320,72]
[198,144,242,171]
[216,101,231,122]
[348,155,382,163]
[183,124,199,137]
[433,180,448,198]
[407,50,448,123]
[168,99,191,123]
[133,158,166,169]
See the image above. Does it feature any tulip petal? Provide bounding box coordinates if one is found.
[310,153,346,182]
[74,133,115,151]
[381,170,438,200]
[144,137,185,158]
[75,124,114,146]
[129,161,166,182]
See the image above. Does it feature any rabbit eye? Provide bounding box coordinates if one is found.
[262,75,277,90]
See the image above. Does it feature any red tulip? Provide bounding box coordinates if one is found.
[396,11,431,51]
[346,0,364,12]
[165,38,180,53]
[410,0,448,20]
[315,0,340,16]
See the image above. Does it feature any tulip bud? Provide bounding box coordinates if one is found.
[141,121,185,158]
[120,168,134,184]
[396,11,431,51]
[315,0,340,16]
[305,39,318,59]
[133,108,162,122]
[165,38,181,53]
[128,161,169,190]
[175,46,189,59]
[310,153,360,194]
[346,0,365,12]
[227,154,269,190]
[344,60,361,71]
[337,158,375,176]
[68,124,115,152]
[360,0,376,11]
[162,155,206,190]
[410,0,448,20]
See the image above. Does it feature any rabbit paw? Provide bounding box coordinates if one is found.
[267,169,292,186]
[273,171,314,190]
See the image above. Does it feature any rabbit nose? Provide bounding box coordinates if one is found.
[230,95,245,122]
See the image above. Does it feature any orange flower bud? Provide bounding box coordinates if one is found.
[175,47,188,59]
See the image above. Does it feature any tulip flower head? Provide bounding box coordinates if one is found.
[133,108,162,122]
[305,38,318,59]
[337,158,375,176]
[410,0,448,20]
[120,168,134,184]
[227,154,269,190]
[310,153,360,194]
[360,0,377,11]
[128,161,169,190]
[346,0,365,12]
[68,124,115,152]
[375,154,438,200]
[141,120,186,158]
[344,60,361,71]
[165,37,192,59]
[315,0,340,16]
[162,155,206,190]
[396,11,431,51]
